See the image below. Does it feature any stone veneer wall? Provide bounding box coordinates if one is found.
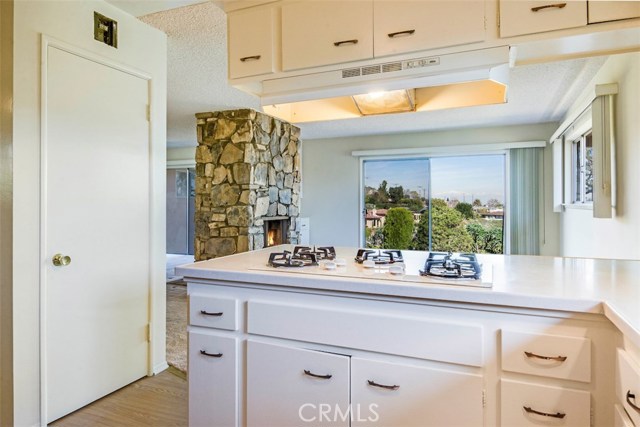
[194,109,301,261]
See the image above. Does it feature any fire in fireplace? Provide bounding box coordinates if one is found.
[263,217,290,247]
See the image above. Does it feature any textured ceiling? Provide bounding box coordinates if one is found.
[140,2,607,148]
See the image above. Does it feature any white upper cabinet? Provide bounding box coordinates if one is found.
[374,1,486,58]
[228,4,278,79]
[588,1,640,24]
[281,0,374,71]
[499,0,588,38]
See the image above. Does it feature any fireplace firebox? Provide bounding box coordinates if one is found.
[263,217,290,247]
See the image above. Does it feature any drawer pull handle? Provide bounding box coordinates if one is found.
[240,55,261,62]
[531,3,567,12]
[303,370,332,379]
[388,29,416,38]
[334,39,358,47]
[628,391,640,412]
[367,380,399,390]
[524,351,567,362]
[200,310,223,317]
[200,350,223,358]
[523,406,566,419]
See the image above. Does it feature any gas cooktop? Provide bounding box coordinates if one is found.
[256,246,492,288]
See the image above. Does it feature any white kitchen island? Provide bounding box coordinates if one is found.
[177,246,640,427]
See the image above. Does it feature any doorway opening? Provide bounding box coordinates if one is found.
[167,168,195,280]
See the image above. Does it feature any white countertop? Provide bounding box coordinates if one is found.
[176,246,640,347]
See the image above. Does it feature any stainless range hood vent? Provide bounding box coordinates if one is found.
[341,59,425,80]
[342,68,361,78]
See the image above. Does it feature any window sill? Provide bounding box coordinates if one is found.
[563,203,593,211]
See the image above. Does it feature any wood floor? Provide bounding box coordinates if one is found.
[50,368,187,426]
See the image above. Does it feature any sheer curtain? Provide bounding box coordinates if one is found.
[509,147,543,255]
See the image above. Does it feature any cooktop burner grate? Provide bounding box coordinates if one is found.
[420,252,482,279]
[355,249,403,265]
[268,251,318,268]
[292,246,336,260]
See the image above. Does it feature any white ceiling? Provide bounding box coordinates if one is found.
[139,2,607,148]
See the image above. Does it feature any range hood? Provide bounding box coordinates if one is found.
[258,46,511,123]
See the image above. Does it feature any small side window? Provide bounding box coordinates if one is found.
[570,132,593,204]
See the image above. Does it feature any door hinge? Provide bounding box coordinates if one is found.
[482,389,486,408]
[146,323,151,342]
[146,104,151,121]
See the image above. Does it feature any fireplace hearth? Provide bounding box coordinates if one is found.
[264,217,290,247]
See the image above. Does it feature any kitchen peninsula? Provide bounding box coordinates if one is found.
[177,246,640,427]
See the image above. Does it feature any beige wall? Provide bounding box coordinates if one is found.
[0,1,13,425]
[300,123,559,249]
[559,52,640,259]
[13,2,167,424]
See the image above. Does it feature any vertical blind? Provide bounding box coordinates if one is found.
[510,147,543,255]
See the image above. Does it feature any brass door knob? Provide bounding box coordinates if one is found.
[52,254,71,267]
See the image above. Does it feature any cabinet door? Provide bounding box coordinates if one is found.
[228,4,276,79]
[351,357,483,426]
[247,340,350,427]
[374,1,485,58]
[499,1,587,38]
[189,331,238,427]
[281,1,373,71]
[588,1,640,23]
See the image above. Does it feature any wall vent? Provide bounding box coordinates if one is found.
[342,68,361,78]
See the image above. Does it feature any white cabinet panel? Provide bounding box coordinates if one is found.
[247,340,350,427]
[189,294,239,330]
[501,379,590,427]
[614,404,634,427]
[248,300,484,367]
[374,1,485,57]
[616,349,640,426]
[501,330,591,382]
[188,331,238,427]
[228,4,277,79]
[281,1,373,71]
[352,357,483,427]
[500,0,588,38]
[588,1,640,23]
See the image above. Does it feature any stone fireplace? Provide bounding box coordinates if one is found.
[194,109,301,261]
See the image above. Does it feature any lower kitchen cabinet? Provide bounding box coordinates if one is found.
[247,340,350,427]
[188,331,238,427]
[351,357,483,427]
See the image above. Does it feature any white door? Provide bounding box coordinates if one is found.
[44,46,150,422]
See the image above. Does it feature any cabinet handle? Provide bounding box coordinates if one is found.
[303,369,332,379]
[531,3,567,12]
[200,310,223,317]
[524,351,567,362]
[240,55,261,62]
[523,406,566,419]
[387,29,415,38]
[200,350,223,358]
[333,39,358,47]
[367,380,399,390]
[628,391,640,412]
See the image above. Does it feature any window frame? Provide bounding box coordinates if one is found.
[358,150,510,253]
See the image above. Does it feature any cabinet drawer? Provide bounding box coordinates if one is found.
[281,1,373,71]
[247,340,349,427]
[614,404,634,427]
[374,1,485,58]
[248,301,483,367]
[500,1,587,38]
[501,379,590,427]
[352,357,483,427]
[501,330,591,382]
[588,1,640,24]
[228,4,277,79]
[189,294,238,330]
[189,331,238,427]
[616,349,640,426]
